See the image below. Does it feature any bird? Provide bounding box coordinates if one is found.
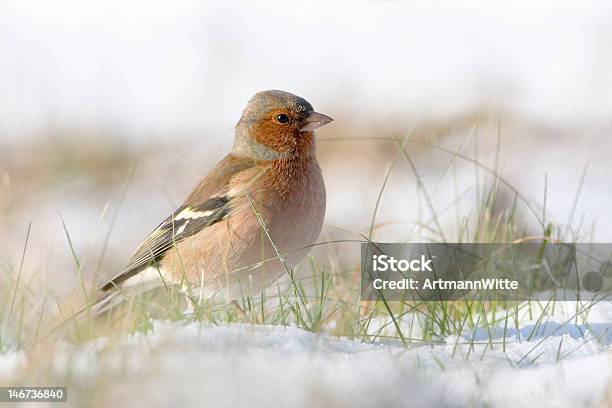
[90,90,333,315]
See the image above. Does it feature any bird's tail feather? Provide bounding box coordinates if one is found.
[37,271,168,345]
[36,290,125,345]
[86,291,126,317]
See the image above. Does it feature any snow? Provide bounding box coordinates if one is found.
[0,351,25,379]
[478,354,610,407]
[2,302,611,407]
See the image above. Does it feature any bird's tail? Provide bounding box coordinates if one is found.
[37,290,126,344]
[85,290,127,317]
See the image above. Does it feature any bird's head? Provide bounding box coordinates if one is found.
[234,90,333,160]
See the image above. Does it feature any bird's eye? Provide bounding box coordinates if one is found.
[275,113,290,124]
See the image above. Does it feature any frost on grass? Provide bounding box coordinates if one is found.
[1,302,611,408]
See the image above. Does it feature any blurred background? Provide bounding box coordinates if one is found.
[1,0,612,299]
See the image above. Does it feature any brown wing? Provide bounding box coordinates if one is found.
[99,154,256,292]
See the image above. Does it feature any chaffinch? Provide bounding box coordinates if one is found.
[92,90,332,314]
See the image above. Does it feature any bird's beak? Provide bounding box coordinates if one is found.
[300,112,333,132]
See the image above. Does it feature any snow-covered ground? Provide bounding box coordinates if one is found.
[1,301,610,407]
[1,1,612,406]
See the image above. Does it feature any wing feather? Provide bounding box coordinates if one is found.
[100,196,230,291]
[99,154,257,292]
